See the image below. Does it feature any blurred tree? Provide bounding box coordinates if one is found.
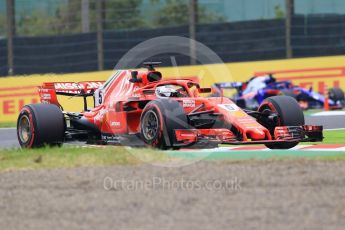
[53,0,84,34]
[274,4,285,18]
[9,0,227,36]
[17,11,58,36]
[152,0,226,27]
[16,0,84,36]
[0,15,6,37]
[14,0,146,36]
[104,0,146,30]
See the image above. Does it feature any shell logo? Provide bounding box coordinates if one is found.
[231,110,248,118]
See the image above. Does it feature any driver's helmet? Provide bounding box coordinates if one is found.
[156,85,177,97]
[265,74,276,84]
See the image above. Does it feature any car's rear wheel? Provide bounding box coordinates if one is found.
[17,104,65,148]
[258,96,305,149]
[281,89,297,99]
[140,99,189,149]
[281,89,311,109]
[329,87,345,102]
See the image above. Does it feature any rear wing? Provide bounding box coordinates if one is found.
[38,81,105,110]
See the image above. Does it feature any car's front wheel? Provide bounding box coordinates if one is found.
[258,96,305,149]
[140,99,189,149]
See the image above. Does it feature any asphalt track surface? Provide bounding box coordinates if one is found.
[305,115,345,130]
[0,128,18,149]
[1,114,344,149]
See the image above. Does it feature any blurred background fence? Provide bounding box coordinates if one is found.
[1,0,345,76]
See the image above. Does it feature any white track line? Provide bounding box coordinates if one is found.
[324,128,345,131]
[290,145,312,150]
[311,111,345,116]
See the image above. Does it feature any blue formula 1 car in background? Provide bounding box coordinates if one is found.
[211,75,345,110]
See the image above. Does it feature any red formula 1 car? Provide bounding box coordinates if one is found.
[17,62,323,150]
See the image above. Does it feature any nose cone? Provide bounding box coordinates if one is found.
[247,128,266,140]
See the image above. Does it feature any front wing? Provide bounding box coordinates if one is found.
[174,125,323,146]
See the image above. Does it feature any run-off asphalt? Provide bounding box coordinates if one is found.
[0,161,345,229]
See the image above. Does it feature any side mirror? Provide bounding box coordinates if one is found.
[129,71,142,83]
[198,87,212,93]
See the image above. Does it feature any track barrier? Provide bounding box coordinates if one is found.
[1,55,345,123]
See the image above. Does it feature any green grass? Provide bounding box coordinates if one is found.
[0,146,171,172]
[321,130,345,144]
[0,129,344,172]
[0,122,16,128]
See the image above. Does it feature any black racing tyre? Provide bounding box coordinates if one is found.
[329,87,345,102]
[140,99,189,150]
[258,96,305,149]
[17,104,65,148]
